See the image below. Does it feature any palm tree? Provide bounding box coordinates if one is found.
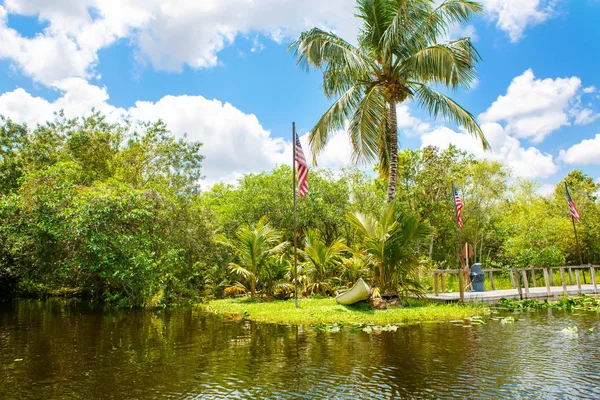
[290,0,489,202]
[213,217,288,298]
[347,201,429,295]
[299,229,349,296]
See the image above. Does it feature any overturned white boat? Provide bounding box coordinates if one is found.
[335,278,370,305]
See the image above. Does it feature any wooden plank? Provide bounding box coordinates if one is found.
[543,268,551,298]
[576,270,582,296]
[549,268,555,286]
[489,271,495,290]
[522,270,529,298]
[530,268,536,287]
[433,272,439,296]
[561,267,567,295]
[569,267,574,284]
[514,268,523,300]
[458,271,464,303]
[591,265,597,294]
[440,273,446,294]
[509,270,516,289]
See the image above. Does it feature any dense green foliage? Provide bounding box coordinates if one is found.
[0,112,598,307]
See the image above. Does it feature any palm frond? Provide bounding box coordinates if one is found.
[348,83,388,164]
[402,38,481,89]
[411,83,489,149]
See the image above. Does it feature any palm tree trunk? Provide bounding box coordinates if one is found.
[387,100,398,203]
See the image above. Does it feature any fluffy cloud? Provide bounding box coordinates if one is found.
[0,82,355,187]
[420,122,558,179]
[480,0,559,42]
[479,69,582,143]
[0,0,359,85]
[558,134,600,165]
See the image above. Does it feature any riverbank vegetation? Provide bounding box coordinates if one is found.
[202,298,489,325]
[0,113,598,307]
[1,0,599,308]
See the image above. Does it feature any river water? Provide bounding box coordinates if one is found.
[1,299,599,399]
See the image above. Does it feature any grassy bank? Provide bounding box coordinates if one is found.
[201,298,490,325]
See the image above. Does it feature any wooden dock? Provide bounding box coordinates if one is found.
[428,264,600,304]
[427,284,598,304]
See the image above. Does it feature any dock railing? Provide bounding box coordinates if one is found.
[430,264,600,302]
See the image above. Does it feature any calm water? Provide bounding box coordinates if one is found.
[1,300,599,399]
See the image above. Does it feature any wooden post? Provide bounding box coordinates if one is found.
[458,271,465,303]
[590,265,597,294]
[514,268,523,300]
[543,268,551,298]
[575,269,582,296]
[561,267,567,295]
[509,270,516,289]
[489,271,495,291]
[433,272,439,296]
[530,268,536,287]
[549,268,555,286]
[569,267,574,284]
[440,273,446,294]
[522,270,529,298]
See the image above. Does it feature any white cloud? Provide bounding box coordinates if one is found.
[573,109,600,125]
[0,0,359,85]
[583,86,597,94]
[479,69,582,143]
[420,122,558,179]
[480,0,559,42]
[396,104,431,136]
[0,82,355,187]
[559,134,600,165]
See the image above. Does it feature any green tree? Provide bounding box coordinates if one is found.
[299,229,349,295]
[213,218,288,298]
[347,201,429,295]
[290,0,488,202]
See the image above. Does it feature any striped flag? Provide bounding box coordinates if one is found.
[295,135,309,196]
[565,184,580,222]
[452,183,463,228]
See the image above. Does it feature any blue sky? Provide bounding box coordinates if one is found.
[0,0,599,191]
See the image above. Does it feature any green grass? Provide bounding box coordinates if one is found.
[201,298,490,325]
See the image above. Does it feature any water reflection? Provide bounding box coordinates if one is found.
[1,299,599,399]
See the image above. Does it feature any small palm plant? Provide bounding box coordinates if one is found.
[347,201,429,297]
[213,217,288,298]
[299,229,349,296]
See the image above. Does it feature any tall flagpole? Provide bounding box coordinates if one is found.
[293,122,299,308]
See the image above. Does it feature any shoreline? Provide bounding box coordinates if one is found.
[200,298,490,325]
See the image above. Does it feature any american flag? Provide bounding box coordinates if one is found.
[565,185,580,222]
[295,135,309,196]
[453,183,463,228]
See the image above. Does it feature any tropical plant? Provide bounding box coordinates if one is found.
[290,0,488,202]
[347,201,429,296]
[299,229,349,295]
[213,217,288,298]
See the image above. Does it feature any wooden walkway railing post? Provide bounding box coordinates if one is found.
[543,268,551,298]
[458,272,465,303]
[530,267,536,288]
[590,264,597,294]
[509,269,515,288]
[433,272,439,296]
[514,267,523,300]
[560,267,567,295]
[521,270,530,298]
[489,271,495,290]
[440,273,446,294]
[575,269,582,296]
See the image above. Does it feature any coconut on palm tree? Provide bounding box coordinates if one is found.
[213,217,288,298]
[347,200,429,296]
[290,0,489,202]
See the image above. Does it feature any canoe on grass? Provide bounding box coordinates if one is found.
[335,278,370,305]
